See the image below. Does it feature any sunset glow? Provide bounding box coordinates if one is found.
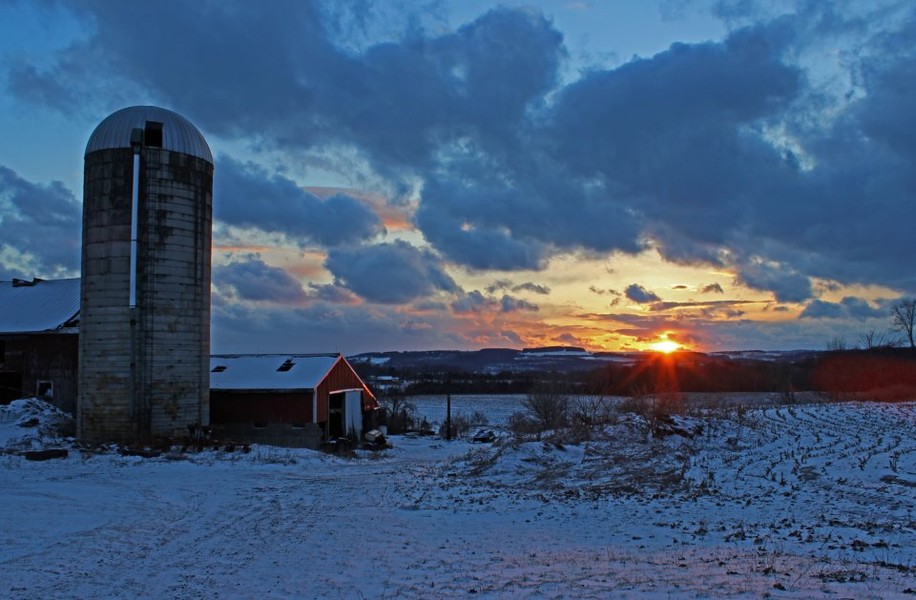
[0,1,912,355]
[650,339,682,354]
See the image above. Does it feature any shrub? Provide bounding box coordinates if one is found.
[439,410,490,439]
[508,411,540,436]
[569,396,615,428]
[523,387,569,431]
[379,392,417,434]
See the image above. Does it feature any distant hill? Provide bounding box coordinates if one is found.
[348,347,821,375]
[350,347,916,399]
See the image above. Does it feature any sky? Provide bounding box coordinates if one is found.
[0,0,914,355]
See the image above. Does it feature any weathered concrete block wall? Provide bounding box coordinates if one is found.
[79,147,212,444]
[212,423,322,450]
[79,147,136,442]
[139,149,212,439]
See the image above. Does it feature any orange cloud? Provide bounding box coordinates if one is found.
[306,186,415,231]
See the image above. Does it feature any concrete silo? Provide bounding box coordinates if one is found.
[79,106,213,444]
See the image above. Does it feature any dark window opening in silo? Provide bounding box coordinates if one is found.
[144,121,164,147]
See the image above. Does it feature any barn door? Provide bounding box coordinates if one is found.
[328,392,344,438]
[344,390,363,439]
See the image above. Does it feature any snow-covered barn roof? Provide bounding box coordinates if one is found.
[0,278,80,334]
[210,354,345,391]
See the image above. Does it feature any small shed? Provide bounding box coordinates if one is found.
[0,278,80,412]
[209,353,378,448]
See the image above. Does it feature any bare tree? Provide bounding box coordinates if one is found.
[891,299,916,349]
[523,386,569,431]
[379,390,416,434]
[826,336,849,351]
[858,328,901,350]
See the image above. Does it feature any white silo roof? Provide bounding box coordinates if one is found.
[85,105,213,164]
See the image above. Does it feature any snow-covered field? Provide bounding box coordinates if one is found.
[1,397,914,599]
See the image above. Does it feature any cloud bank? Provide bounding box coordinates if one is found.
[4,0,916,351]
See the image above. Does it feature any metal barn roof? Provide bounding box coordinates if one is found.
[209,354,344,391]
[85,105,213,164]
[0,278,80,334]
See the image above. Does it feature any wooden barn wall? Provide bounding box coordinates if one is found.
[210,391,312,424]
[0,333,78,414]
[314,359,377,423]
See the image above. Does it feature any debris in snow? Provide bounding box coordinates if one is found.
[362,429,389,450]
[471,429,496,443]
[1,397,914,598]
[652,414,703,439]
[0,398,74,452]
[22,448,69,461]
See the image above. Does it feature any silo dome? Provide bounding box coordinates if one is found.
[85,105,213,164]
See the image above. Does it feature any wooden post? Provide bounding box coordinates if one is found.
[446,372,452,441]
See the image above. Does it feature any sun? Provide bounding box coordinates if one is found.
[649,339,682,354]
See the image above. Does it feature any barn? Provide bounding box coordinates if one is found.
[209,354,379,448]
[0,278,80,412]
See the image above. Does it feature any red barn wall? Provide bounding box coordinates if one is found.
[314,358,376,423]
[211,391,312,424]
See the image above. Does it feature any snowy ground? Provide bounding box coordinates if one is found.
[1,397,914,599]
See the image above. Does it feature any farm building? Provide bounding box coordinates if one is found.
[209,354,379,448]
[0,278,80,412]
[80,105,213,444]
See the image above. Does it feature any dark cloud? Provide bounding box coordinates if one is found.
[325,240,458,304]
[701,283,725,294]
[213,255,307,303]
[581,308,839,351]
[413,299,448,311]
[215,157,384,247]
[798,300,844,320]
[734,259,812,303]
[449,290,536,313]
[7,1,916,299]
[450,290,495,314]
[799,296,887,320]
[649,299,762,311]
[307,283,360,305]
[486,279,551,295]
[485,279,513,294]
[499,330,524,345]
[0,165,81,279]
[500,295,538,313]
[211,299,469,354]
[513,282,550,295]
[554,332,582,345]
[625,284,662,304]
[589,285,621,296]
